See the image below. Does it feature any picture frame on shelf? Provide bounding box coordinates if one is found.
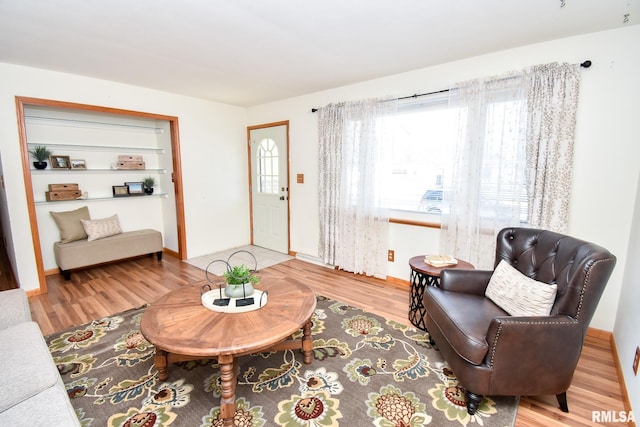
[112,185,129,197]
[125,181,144,196]
[70,159,86,169]
[49,155,71,169]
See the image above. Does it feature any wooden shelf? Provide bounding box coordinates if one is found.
[34,193,168,205]
[24,115,164,134]
[30,168,167,174]
[27,142,165,154]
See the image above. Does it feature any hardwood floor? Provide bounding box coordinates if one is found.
[23,254,629,426]
[0,236,18,292]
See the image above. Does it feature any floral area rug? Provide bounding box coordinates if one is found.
[46,296,517,426]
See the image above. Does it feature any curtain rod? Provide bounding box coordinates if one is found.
[310,60,591,113]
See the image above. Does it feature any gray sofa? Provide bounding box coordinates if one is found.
[0,289,80,426]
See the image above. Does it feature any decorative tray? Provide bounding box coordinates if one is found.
[201,288,268,313]
[424,255,458,268]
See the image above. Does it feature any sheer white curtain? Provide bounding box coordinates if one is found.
[441,63,580,268]
[525,63,580,232]
[440,75,528,269]
[318,98,396,278]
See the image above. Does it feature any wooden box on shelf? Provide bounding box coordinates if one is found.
[48,183,79,191]
[117,161,146,170]
[118,154,143,162]
[117,154,145,169]
[46,183,80,201]
[45,190,81,201]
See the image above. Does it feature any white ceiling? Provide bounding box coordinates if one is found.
[0,0,637,107]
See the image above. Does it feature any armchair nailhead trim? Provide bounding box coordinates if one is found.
[576,257,615,320]
[488,318,578,368]
[489,323,504,368]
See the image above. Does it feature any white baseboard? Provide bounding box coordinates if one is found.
[294,253,333,268]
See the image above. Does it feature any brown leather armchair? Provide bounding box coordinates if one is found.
[423,227,616,414]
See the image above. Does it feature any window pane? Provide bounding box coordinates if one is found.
[380,101,457,213]
[480,100,528,221]
[380,94,528,222]
[257,138,278,194]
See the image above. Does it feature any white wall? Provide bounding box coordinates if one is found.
[1,26,637,333]
[614,172,640,416]
[247,25,640,332]
[0,63,250,291]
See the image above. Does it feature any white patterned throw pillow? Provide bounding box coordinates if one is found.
[485,260,557,317]
[81,214,123,241]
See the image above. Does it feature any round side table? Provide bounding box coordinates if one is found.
[408,256,474,331]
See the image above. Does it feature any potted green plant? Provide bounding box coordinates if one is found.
[223,264,259,298]
[143,176,155,195]
[28,145,52,169]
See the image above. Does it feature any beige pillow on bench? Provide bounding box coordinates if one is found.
[50,206,90,243]
[81,214,123,241]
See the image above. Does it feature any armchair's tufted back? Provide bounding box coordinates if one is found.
[495,228,616,328]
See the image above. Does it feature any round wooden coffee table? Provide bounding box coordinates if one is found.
[140,277,317,427]
[408,256,474,331]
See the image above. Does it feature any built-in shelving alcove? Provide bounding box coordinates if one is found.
[16,97,186,294]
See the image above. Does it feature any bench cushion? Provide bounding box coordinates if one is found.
[54,229,162,271]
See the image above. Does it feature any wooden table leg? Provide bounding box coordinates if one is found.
[154,348,169,381]
[218,354,238,427]
[301,320,313,364]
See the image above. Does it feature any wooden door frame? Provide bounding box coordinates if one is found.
[15,96,187,294]
[246,121,291,254]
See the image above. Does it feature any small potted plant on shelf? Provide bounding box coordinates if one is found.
[28,145,52,169]
[143,176,155,195]
[223,264,259,298]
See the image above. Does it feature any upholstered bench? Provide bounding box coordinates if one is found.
[54,229,163,280]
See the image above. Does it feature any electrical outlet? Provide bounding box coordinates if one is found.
[388,249,395,262]
[633,346,639,375]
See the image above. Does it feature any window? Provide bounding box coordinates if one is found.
[477,99,528,221]
[379,93,528,222]
[379,94,455,214]
[257,138,278,194]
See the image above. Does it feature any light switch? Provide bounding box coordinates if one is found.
[297,173,304,184]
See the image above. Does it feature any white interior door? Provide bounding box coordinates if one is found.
[249,124,289,254]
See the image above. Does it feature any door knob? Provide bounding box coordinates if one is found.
[279,196,285,200]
